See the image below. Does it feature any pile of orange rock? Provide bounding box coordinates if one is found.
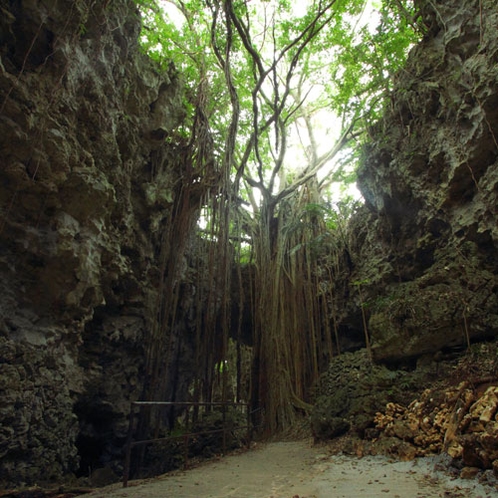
[372,381,498,475]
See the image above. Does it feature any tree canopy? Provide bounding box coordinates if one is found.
[138,0,419,207]
[135,0,422,432]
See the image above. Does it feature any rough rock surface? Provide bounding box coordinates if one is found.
[315,342,498,487]
[311,350,396,439]
[313,0,498,483]
[0,0,190,486]
[311,346,458,441]
[339,0,498,362]
[371,379,498,484]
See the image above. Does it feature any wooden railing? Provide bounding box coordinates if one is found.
[123,401,251,487]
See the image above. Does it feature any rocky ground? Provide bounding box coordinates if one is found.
[311,342,498,483]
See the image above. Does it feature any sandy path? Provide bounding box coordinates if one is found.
[87,441,496,498]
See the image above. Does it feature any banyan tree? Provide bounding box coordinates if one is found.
[136,0,420,433]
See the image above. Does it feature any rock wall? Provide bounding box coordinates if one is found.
[0,0,189,486]
[341,0,498,363]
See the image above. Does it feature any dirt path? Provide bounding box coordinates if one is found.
[87,441,496,498]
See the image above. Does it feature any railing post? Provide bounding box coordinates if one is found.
[222,402,227,455]
[123,403,136,488]
[183,433,190,470]
[246,403,251,449]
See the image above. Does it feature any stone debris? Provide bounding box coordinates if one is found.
[371,381,498,478]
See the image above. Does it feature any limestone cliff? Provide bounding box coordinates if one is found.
[0,0,189,485]
[341,0,498,363]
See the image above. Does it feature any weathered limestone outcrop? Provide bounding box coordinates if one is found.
[311,346,457,442]
[366,342,498,482]
[313,344,498,484]
[341,0,498,363]
[311,350,395,440]
[0,0,189,486]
